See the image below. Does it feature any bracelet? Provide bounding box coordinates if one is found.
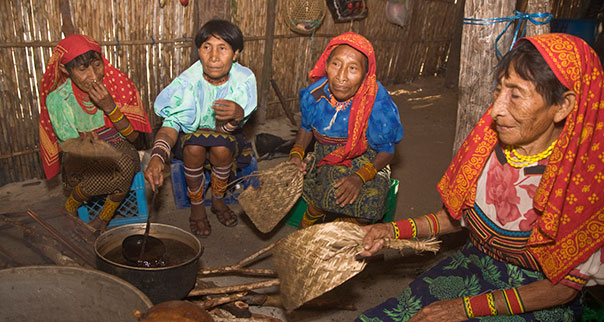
[106,104,119,116]
[354,162,377,183]
[151,153,165,164]
[109,111,125,123]
[151,139,171,164]
[391,221,400,239]
[221,121,237,132]
[463,293,497,319]
[501,288,525,315]
[424,213,440,236]
[289,144,305,160]
[393,218,417,239]
[118,123,134,136]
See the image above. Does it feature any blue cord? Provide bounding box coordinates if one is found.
[463,11,552,59]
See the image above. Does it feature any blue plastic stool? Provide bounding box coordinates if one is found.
[77,171,149,228]
[285,178,400,228]
[170,156,259,209]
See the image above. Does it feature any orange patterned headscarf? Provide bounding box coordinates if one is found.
[437,33,604,283]
[38,34,151,179]
[308,32,378,167]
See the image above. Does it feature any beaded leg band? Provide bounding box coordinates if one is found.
[97,195,123,222]
[65,185,88,214]
[211,163,231,199]
[184,165,205,206]
[300,203,324,229]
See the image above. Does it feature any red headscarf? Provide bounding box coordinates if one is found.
[308,32,378,167]
[38,34,151,179]
[437,33,604,283]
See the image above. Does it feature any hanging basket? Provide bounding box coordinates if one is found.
[285,0,327,35]
[326,0,368,23]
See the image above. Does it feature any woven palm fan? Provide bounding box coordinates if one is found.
[60,135,121,159]
[284,0,326,35]
[238,154,314,233]
[273,221,441,312]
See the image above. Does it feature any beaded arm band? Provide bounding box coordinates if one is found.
[462,288,524,319]
[289,144,305,160]
[392,218,417,239]
[105,105,124,123]
[354,162,377,183]
[220,121,238,133]
[425,213,440,237]
[151,139,171,164]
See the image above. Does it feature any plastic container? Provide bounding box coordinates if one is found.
[77,171,148,227]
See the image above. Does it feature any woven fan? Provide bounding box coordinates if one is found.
[60,135,121,159]
[238,154,314,233]
[272,221,441,312]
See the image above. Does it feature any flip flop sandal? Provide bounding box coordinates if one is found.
[210,206,238,227]
[189,216,211,237]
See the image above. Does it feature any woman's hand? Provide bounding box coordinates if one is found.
[213,99,244,122]
[289,157,308,174]
[359,222,394,257]
[334,175,363,206]
[88,80,116,113]
[144,156,165,192]
[407,299,467,322]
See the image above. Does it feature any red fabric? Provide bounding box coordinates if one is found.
[437,33,604,283]
[39,34,151,179]
[308,32,378,167]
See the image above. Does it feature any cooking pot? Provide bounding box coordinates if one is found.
[95,223,203,304]
[0,265,152,322]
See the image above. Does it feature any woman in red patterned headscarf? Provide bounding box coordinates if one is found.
[289,32,403,228]
[39,34,151,231]
[358,33,604,321]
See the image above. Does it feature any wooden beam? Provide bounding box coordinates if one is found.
[257,0,276,124]
[59,0,75,36]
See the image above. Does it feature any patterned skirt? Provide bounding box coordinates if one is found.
[174,128,253,173]
[63,138,140,197]
[302,142,390,221]
[356,242,582,322]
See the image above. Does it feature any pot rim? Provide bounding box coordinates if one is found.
[94,223,202,271]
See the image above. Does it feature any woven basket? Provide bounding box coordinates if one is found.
[60,135,121,159]
[238,154,314,233]
[284,0,326,35]
[273,222,441,311]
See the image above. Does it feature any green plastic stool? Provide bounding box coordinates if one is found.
[285,178,399,228]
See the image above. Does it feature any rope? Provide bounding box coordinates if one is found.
[463,11,552,59]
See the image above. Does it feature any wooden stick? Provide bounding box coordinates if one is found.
[199,267,277,277]
[202,292,248,309]
[188,278,280,297]
[25,209,95,267]
[234,240,281,268]
[270,79,297,127]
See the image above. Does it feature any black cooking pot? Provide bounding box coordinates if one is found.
[95,223,203,304]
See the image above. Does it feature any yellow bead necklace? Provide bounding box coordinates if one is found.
[503,140,557,168]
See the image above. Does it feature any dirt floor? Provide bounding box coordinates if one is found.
[0,76,463,321]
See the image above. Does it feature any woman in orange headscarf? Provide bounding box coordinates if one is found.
[358,33,604,321]
[289,32,404,227]
[39,34,151,230]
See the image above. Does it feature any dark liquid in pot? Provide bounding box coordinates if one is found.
[104,238,197,268]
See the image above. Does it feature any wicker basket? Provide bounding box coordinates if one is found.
[284,0,327,35]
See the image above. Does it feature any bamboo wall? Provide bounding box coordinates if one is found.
[0,0,464,185]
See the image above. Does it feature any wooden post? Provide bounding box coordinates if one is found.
[257,0,277,124]
[445,0,466,89]
[524,0,552,36]
[59,0,75,36]
[453,0,517,154]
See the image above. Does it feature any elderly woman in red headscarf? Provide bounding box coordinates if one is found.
[357,33,604,322]
[39,34,151,231]
[289,32,404,227]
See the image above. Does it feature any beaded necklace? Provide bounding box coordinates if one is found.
[323,89,354,131]
[72,82,98,115]
[203,73,230,86]
[503,139,557,168]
